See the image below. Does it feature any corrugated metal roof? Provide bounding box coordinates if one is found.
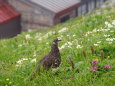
[0,2,20,24]
[29,0,80,13]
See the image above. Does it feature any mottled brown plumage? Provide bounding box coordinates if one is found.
[36,38,61,71]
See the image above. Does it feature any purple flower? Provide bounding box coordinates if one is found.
[92,60,98,66]
[104,65,111,69]
[63,78,67,80]
[91,66,98,72]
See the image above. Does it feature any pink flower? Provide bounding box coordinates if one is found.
[104,65,111,69]
[91,66,98,72]
[92,60,98,66]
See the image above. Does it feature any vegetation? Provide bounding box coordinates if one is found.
[0,3,115,86]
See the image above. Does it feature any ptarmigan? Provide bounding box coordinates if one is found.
[36,38,61,71]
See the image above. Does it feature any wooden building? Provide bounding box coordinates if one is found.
[0,1,21,39]
[7,0,80,31]
[4,0,106,31]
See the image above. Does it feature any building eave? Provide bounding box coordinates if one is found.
[19,0,55,14]
[54,2,80,18]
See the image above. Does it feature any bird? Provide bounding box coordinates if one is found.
[35,38,61,72]
[28,38,62,80]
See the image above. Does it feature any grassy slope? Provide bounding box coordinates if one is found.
[0,3,115,86]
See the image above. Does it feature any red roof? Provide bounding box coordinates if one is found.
[0,2,20,24]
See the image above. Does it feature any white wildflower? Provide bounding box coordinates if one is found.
[85,34,88,37]
[103,29,110,32]
[73,34,76,37]
[52,67,59,72]
[65,43,68,46]
[59,45,65,50]
[43,31,54,38]
[16,64,20,67]
[94,44,99,46]
[108,24,113,28]
[112,20,115,25]
[108,42,112,44]
[22,58,28,61]
[16,58,29,64]
[67,42,72,46]
[76,45,83,49]
[35,35,39,39]
[97,41,101,44]
[68,46,72,48]
[87,31,92,34]
[96,29,100,32]
[18,44,23,47]
[33,54,37,57]
[67,35,70,37]
[93,29,97,32]
[17,60,23,64]
[105,21,109,25]
[104,34,110,37]
[25,34,31,39]
[110,30,114,32]
[61,35,63,37]
[88,39,90,41]
[106,38,113,41]
[16,58,29,67]
[46,42,49,45]
[38,38,42,41]
[31,58,36,63]
[57,37,62,40]
[58,27,68,33]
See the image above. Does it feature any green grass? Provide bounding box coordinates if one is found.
[0,5,115,86]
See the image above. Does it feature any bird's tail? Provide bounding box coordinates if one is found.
[35,62,42,72]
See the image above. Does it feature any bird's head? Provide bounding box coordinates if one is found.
[52,38,61,45]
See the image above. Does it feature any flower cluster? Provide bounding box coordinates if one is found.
[105,20,115,28]
[106,38,115,42]
[112,20,115,25]
[85,28,111,37]
[59,41,72,50]
[31,58,37,63]
[25,34,32,39]
[85,20,115,37]
[106,38,115,44]
[91,59,111,72]
[94,44,99,46]
[76,45,83,49]
[43,31,55,38]
[18,41,26,47]
[91,66,98,72]
[16,58,29,67]
[16,57,37,67]
[58,27,68,33]
[92,60,98,66]
[59,40,83,50]
[91,60,98,71]
[104,65,111,69]
[25,30,56,42]
[104,34,110,37]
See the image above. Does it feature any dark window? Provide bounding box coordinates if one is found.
[76,8,78,16]
[61,15,70,22]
